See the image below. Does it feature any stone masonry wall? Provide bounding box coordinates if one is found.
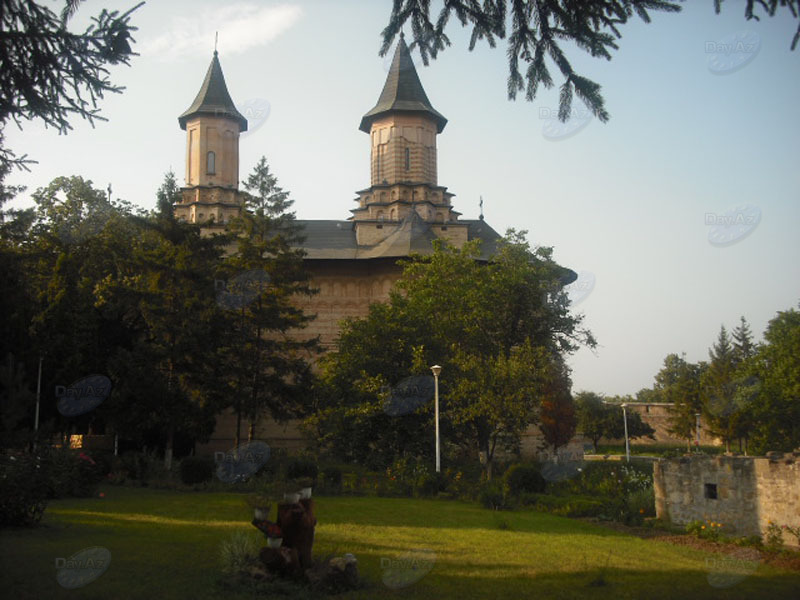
[654,453,800,544]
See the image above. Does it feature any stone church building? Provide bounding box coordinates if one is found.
[174,37,582,462]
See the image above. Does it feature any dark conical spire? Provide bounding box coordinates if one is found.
[359,36,447,133]
[179,51,248,131]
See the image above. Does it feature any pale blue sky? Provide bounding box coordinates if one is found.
[6,1,799,396]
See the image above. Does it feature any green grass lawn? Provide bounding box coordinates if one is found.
[1,485,798,599]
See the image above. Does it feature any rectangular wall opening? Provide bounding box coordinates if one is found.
[704,483,718,500]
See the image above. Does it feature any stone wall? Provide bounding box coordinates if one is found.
[654,453,800,544]
[601,402,722,447]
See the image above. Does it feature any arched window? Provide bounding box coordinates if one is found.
[206,151,216,175]
[405,147,410,171]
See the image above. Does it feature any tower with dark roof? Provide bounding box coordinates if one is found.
[174,51,247,230]
[349,33,472,249]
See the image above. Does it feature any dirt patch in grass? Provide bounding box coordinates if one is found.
[579,518,800,572]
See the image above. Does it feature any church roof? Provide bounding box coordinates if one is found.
[179,51,248,131]
[296,216,501,260]
[295,217,577,285]
[359,34,447,133]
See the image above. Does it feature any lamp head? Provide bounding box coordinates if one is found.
[430,365,442,377]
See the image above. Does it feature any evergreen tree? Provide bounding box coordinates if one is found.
[381,1,798,126]
[702,326,738,452]
[0,0,143,170]
[221,157,317,447]
[732,316,756,362]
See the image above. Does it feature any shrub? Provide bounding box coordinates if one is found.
[625,487,655,522]
[504,463,546,497]
[686,518,725,541]
[285,457,318,482]
[0,451,49,527]
[119,451,151,481]
[416,471,447,498]
[526,494,606,518]
[179,455,215,485]
[41,447,103,498]
[319,466,342,494]
[219,531,260,574]
[478,480,507,510]
[764,521,784,553]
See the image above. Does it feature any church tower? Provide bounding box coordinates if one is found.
[174,50,247,231]
[352,34,469,248]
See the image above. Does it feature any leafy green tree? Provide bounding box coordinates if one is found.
[655,353,705,449]
[747,307,800,453]
[310,233,594,477]
[449,340,552,479]
[537,360,577,457]
[574,391,607,452]
[0,0,143,170]
[0,353,36,448]
[381,1,798,124]
[575,391,654,451]
[220,157,317,447]
[24,176,141,447]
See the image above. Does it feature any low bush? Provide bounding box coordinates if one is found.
[42,447,104,498]
[0,451,50,527]
[686,519,725,542]
[286,457,318,483]
[219,531,260,574]
[179,455,215,485]
[625,487,655,523]
[478,480,507,510]
[504,463,546,497]
[319,466,343,494]
[524,494,607,518]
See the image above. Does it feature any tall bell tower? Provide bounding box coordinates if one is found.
[351,33,468,248]
[174,50,247,230]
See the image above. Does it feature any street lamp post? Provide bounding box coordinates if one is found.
[430,365,442,473]
[621,403,630,463]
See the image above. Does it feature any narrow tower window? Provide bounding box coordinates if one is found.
[405,147,410,171]
[207,151,216,175]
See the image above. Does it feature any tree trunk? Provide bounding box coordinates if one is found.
[165,425,174,471]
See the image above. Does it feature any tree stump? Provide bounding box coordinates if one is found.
[276,499,316,570]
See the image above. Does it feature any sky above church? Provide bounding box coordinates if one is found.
[5,1,799,398]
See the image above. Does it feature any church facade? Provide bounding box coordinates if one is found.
[174,39,583,461]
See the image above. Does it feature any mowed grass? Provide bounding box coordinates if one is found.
[1,486,798,599]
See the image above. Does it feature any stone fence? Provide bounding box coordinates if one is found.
[653,452,800,545]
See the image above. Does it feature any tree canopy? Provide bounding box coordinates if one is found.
[0,0,142,170]
[307,232,594,477]
[381,0,799,123]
